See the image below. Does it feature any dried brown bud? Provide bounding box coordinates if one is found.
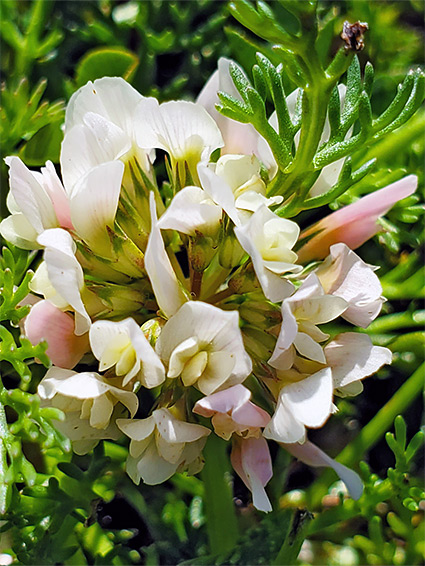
[341,21,369,52]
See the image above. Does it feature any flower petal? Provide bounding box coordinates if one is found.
[135,99,223,162]
[325,333,392,391]
[144,192,187,317]
[25,300,88,368]
[282,440,363,500]
[70,160,124,255]
[65,76,143,133]
[231,437,273,512]
[157,186,222,236]
[281,368,333,428]
[197,58,261,156]
[298,175,418,262]
[6,156,57,234]
[37,228,91,334]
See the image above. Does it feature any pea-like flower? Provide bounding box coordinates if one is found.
[234,205,301,302]
[117,408,211,485]
[156,301,252,395]
[89,317,165,388]
[268,273,348,370]
[38,367,139,455]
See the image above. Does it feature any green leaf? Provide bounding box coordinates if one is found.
[19,121,63,166]
[75,47,139,88]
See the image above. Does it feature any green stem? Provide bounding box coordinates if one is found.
[201,434,239,555]
[310,362,425,507]
[364,310,425,334]
[0,386,10,514]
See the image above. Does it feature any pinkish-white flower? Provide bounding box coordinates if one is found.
[0,157,72,249]
[61,77,149,190]
[269,273,347,370]
[117,408,210,485]
[297,175,418,263]
[265,332,391,444]
[24,300,89,368]
[193,384,270,440]
[231,436,273,512]
[315,243,384,328]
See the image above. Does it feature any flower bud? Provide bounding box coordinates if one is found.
[218,233,245,269]
[189,233,218,272]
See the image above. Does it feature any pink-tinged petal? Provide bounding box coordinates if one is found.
[193,384,251,417]
[298,175,418,262]
[6,156,57,234]
[325,332,392,392]
[24,300,89,368]
[37,161,73,230]
[197,58,261,156]
[231,437,273,512]
[232,401,271,428]
[281,440,363,500]
[144,193,187,317]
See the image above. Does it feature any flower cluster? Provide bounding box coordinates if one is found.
[1,59,417,512]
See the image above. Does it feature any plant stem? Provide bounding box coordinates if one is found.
[309,362,425,507]
[201,434,239,556]
[0,385,10,514]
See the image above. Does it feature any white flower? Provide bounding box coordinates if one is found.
[234,205,301,302]
[263,368,334,444]
[264,332,391,444]
[157,186,222,237]
[61,77,149,191]
[325,332,392,397]
[315,243,384,328]
[38,367,138,455]
[89,318,165,388]
[135,99,223,164]
[144,192,187,317]
[37,228,92,335]
[198,154,282,227]
[0,157,72,249]
[156,301,252,395]
[117,408,210,485]
[269,273,348,370]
